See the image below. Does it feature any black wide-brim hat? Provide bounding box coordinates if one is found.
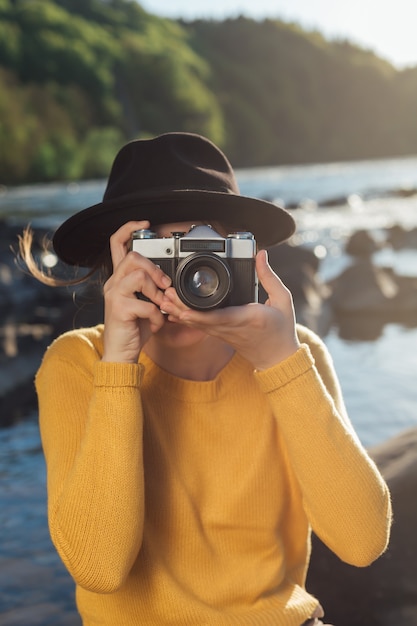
[53,132,296,267]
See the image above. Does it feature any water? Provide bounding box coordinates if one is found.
[237,154,417,207]
[1,155,417,623]
[0,416,80,625]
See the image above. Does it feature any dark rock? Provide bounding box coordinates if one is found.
[318,195,350,208]
[385,186,417,199]
[328,260,401,314]
[345,229,380,257]
[325,229,417,340]
[385,224,417,250]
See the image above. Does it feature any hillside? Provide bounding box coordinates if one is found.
[1,0,417,183]
[186,18,417,166]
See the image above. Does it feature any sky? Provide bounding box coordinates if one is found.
[140,0,417,69]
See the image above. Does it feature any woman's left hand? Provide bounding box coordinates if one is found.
[160,250,300,370]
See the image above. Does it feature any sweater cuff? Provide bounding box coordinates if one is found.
[254,344,314,392]
[93,361,145,388]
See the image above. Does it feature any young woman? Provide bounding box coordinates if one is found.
[22,132,391,626]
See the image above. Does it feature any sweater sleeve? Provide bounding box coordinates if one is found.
[255,328,392,567]
[36,330,145,593]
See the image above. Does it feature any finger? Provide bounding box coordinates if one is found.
[122,267,169,306]
[109,220,151,269]
[104,272,166,330]
[162,286,254,324]
[178,303,250,329]
[105,266,168,313]
[160,287,191,318]
[114,296,166,335]
[133,299,166,333]
[110,250,172,292]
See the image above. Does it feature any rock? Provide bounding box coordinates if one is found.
[385,224,417,250]
[307,426,417,626]
[344,229,380,257]
[328,261,400,314]
[319,195,350,208]
[325,229,417,339]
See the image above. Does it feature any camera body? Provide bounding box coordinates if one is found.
[131,224,258,311]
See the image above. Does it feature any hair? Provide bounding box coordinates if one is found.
[18,226,112,288]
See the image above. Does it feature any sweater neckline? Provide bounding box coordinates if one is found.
[139,351,251,402]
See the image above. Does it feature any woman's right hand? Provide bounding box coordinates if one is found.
[101,221,172,363]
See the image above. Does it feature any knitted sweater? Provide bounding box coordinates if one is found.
[36,324,391,626]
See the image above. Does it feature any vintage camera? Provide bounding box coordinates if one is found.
[130,224,258,310]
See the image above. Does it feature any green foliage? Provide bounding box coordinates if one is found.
[0,69,84,182]
[54,0,147,28]
[0,19,21,66]
[81,127,125,178]
[1,0,417,183]
[0,0,225,183]
[185,17,410,166]
[12,0,122,123]
[118,19,224,142]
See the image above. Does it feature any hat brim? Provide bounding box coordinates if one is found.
[52,189,296,267]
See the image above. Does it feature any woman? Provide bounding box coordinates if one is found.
[22,132,391,625]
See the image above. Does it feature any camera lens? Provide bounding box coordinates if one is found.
[189,267,220,297]
[176,253,231,310]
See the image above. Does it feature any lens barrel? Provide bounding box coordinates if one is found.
[175,253,232,310]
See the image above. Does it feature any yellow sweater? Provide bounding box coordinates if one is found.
[36,324,391,626]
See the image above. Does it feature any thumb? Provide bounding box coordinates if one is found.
[256,250,290,306]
